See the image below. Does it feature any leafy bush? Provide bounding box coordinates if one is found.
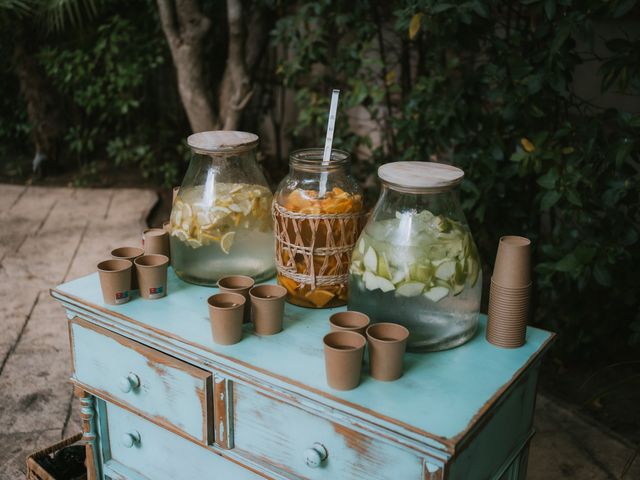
[36,9,185,185]
[272,0,640,355]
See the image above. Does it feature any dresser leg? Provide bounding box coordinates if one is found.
[502,445,529,480]
[76,387,102,480]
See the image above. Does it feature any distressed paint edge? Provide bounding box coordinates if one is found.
[449,331,556,448]
[71,316,212,443]
[76,388,102,480]
[214,375,234,449]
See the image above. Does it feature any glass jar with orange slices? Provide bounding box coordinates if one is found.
[273,149,364,308]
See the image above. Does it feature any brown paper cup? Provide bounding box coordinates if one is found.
[329,311,370,337]
[218,276,255,323]
[487,298,528,348]
[249,285,287,335]
[111,246,144,290]
[492,236,531,287]
[366,323,409,382]
[143,228,170,258]
[134,254,169,300]
[323,331,366,390]
[173,186,180,203]
[98,259,132,305]
[208,293,245,345]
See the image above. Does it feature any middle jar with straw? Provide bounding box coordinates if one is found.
[274,149,364,308]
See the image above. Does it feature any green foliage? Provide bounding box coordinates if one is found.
[36,9,184,185]
[272,0,640,355]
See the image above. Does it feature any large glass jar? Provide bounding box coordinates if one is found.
[169,131,275,285]
[274,149,364,308]
[348,161,482,351]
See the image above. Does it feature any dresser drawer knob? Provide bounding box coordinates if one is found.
[304,443,328,468]
[119,373,141,393]
[121,430,141,448]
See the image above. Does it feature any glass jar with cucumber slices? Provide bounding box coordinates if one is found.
[169,131,275,286]
[348,161,481,352]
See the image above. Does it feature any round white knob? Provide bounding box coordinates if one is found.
[119,373,141,393]
[121,431,141,448]
[304,443,328,468]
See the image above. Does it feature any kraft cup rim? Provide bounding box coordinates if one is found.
[111,246,145,258]
[323,331,366,351]
[97,259,132,273]
[490,278,532,290]
[208,292,246,309]
[218,275,256,290]
[134,254,170,268]
[329,311,370,330]
[366,322,410,344]
[249,284,287,301]
[143,228,168,237]
[499,235,531,248]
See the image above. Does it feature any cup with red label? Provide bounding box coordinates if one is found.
[134,254,169,300]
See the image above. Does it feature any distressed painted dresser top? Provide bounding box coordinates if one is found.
[53,269,553,454]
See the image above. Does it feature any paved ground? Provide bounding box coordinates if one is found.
[0,184,637,479]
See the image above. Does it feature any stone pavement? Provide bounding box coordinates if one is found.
[0,184,637,479]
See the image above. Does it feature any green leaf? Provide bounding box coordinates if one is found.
[545,0,556,19]
[471,1,490,18]
[593,264,612,287]
[615,141,633,167]
[537,168,558,189]
[555,253,579,273]
[432,4,455,13]
[605,38,630,53]
[613,0,636,18]
[541,190,561,210]
[527,74,544,94]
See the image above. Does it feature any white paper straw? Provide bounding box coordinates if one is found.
[319,89,340,197]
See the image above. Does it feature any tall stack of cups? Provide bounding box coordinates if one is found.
[487,236,532,348]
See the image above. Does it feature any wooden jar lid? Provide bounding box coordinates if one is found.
[187,131,259,154]
[378,161,464,192]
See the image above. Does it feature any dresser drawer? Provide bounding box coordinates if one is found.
[104,402,262,480]
[69,317,213,444]
[232,383,428,480]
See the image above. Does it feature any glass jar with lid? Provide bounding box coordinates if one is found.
[348,161,482,351]
[273,149,364,308]
[169,131,275,285]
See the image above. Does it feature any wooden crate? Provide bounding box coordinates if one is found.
[26,433,85,480]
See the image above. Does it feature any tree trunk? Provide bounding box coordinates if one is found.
[157,0,217,133]
[13,23,66,170]
[218,0,254,130]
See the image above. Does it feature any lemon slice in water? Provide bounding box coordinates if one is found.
[220,231,236,254]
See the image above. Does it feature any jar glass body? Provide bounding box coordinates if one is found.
[348,184,482,351]
[274,149,364,308]
[169,145,275,285]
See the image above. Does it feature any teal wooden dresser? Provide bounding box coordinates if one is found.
[52,269,554,480]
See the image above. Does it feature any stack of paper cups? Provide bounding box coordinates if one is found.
[487,236,531,348]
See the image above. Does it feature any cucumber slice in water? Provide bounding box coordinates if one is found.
[363,246,378,272]
[435,260,456,280]
[424,286,449,302]
[396,281,426,297]
[363,271,395,292]
[377,252,392,280]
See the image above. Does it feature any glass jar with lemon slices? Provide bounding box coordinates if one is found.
[273,149,364,308]
[169,131,275,286]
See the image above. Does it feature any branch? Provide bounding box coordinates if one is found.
[221,0,252,130]
[175,0,211,43]
[156,0,178,50]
